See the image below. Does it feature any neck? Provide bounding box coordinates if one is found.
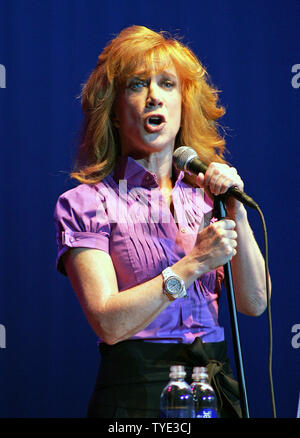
[136,147,173,189]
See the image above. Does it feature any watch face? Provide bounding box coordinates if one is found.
[166,277,183,294]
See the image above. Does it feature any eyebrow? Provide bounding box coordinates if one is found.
[130,70,178,79]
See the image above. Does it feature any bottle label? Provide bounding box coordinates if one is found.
[195,408,218,418]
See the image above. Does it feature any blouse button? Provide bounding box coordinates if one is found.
[142,174,157,188]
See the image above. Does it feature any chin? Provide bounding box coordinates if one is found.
[123,133,175,158]
[144,136,175,153]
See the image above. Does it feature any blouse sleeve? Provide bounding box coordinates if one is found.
[53,184,111,276]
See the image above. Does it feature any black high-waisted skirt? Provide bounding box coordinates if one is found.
[86,337,242,418]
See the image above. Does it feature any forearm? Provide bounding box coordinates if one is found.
[97,255,199,345]
[230,206,270,316]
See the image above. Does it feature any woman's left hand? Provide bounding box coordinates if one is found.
[196,162,245,218]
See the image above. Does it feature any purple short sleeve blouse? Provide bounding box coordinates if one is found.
[54,156,225,344]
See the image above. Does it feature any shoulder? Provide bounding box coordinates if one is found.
[55,177,113,213]
[56,180,105,202]
[53,177,116,233]
[53,179,113,275]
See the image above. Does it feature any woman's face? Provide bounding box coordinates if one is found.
[113,64,182,158]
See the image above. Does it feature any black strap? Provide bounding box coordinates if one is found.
[187,337,242,418]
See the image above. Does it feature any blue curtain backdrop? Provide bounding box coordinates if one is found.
[0,0,299,418]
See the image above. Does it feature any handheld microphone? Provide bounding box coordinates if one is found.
[173,146,258,209]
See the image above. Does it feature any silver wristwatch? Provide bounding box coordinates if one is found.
[162,267,187,300]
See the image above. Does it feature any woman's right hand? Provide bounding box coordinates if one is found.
[189,219,238,275]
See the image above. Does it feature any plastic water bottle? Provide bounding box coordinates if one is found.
[191,366,219,418]
[160,365,195,418]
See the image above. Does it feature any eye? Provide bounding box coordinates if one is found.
[160,78,176,89]
[128,79,147,91]
[163,80,175,88]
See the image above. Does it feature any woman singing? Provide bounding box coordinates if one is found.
[54,25,269,418]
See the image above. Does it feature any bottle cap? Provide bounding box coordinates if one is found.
[192,366,208,380]
[169,365,186,379]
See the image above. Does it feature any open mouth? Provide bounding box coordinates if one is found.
[144,115,166,132]
[148,116,164,125]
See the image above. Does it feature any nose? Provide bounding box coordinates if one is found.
[146,81,162,108]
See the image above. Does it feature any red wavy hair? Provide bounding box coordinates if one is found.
[71,25,226,185]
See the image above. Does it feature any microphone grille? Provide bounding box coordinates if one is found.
[173,146,198,170]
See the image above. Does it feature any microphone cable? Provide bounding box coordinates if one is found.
[253,203,277,418]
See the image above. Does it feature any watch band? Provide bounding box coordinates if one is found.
[162,267,187,300]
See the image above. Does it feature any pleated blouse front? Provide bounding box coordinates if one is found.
[54,156,225,344]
